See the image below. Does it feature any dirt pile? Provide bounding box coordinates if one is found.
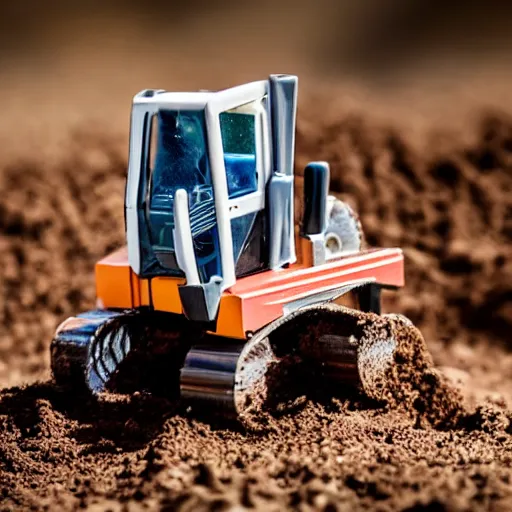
[1,94,512,510]
[236,305,467,434]
[1,379,511,510]
[356,312,465,430]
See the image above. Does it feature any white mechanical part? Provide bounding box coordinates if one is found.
[324,196,364,260]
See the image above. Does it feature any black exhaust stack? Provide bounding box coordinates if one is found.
[301,162,329,236]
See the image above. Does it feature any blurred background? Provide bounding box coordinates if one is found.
[2,0,512,78]
[1,0,512,146]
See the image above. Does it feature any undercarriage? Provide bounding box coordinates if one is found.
[51,285,411,425]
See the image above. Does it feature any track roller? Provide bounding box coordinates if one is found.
[181,336,276,416]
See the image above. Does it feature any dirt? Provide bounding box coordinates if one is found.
[1,85,512,510]
[361,314,465,430]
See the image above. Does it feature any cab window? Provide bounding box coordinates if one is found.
[219,101,258,199]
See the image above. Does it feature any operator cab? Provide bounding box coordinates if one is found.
[125,76,297,322]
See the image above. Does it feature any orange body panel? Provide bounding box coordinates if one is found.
[216,295,245,338]
[223,247,404,337]
[96,247,184,313]
[130,271,151,307]
[95,247,133,309]
[95,246,404,340]
[151,276,185,314]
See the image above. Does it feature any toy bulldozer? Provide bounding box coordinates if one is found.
[51,75,406,418]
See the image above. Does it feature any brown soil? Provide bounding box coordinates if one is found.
[1,87,512,511]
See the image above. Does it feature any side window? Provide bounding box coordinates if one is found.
[219,101,258,199]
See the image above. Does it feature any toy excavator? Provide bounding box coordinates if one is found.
[51,75,406,418]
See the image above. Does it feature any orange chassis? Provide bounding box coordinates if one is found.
[96,238,404,340]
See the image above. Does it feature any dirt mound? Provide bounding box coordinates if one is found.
[0,380,510,510]
[1,99,512,510]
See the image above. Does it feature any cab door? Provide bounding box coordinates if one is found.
[205,80,271,288]
[219,97,271,276]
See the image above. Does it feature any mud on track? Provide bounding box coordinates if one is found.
[1,91,512,510]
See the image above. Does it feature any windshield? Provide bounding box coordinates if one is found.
[151,110,211,205]
[148,109,221,282]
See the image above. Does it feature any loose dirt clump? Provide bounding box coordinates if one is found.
[358,314,465,429]
[1,92,512,510]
